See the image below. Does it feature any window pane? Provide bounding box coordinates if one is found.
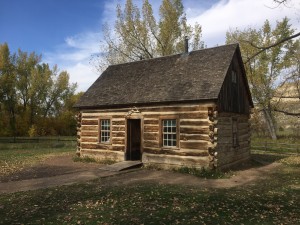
[100,119,110,143]
[162,119,177,147]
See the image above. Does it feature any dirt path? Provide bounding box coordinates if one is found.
[0,155,281,194]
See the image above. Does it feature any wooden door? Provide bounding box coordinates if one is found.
[126,119,141,160]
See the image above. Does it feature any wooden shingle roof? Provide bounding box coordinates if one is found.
[75,44,249,109]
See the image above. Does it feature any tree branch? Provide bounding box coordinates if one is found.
[244,31,300,64]
[274,108,300,116]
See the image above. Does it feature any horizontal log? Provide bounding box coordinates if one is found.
[144,125,159,132]
[81,119,98,125]
[112,120,125,126]
[143,140,159,148]
[180,126,209,134]
[140,106,203,112]
[238,123,249,130]
[180,134,210,142]
[112,139,125,145]
[81,112,125,117]
[81,143,109,150]
[143,112,208,119]
[144,119,159,125]
[112,132,125,137]
[142,153,209,167]
[112,126,125,131]
[143,148,209,157]
[81,125,98,131]
[180,140,208,149]
[81,131,99,137]
[80,149,124,161]
[180,119,210,126]
[81,137,98,142]
[81,143,124,151]
[144,132,158,141]
[112,145,125,151]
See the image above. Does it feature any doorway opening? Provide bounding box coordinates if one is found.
[126,119,141,160]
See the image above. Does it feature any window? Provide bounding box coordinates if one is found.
[162,119,177,147]
[232,118,239,147]
[232,70,237,83]
[100,119,111,143]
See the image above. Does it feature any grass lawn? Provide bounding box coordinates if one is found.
[0,155,299,224]
[0,139,76,176]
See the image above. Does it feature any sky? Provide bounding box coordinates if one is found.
[1,0,299,92]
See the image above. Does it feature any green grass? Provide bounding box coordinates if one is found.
[0,155,299,224]
[173,166,233,179]
[0,140,76,176]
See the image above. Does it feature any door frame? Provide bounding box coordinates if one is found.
[125,117,143,161]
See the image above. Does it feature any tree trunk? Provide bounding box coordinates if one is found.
[262,109,277,140]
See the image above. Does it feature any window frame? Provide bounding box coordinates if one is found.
[159,116,179,149]
[232,70,237,83]
[98,118,112,144]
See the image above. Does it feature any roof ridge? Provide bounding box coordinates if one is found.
[107,43,239,68]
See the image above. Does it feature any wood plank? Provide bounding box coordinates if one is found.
[112,131,125,137]
[144,125,159,132]
[112,145,125,151]
[81,131,99,137]
[144,132,158,141]
[112,139,125,145]
[180,140,208,149]
[142,153,209,167]
[180,119,210,126]
[180,126,209,134]
[143,140,159,148]
[140,106,202,112]
[143,148,209,157]
[112,120,125,126]
[81,137,98,142]
[81,119,98,125]
[81,125,98,131]
[112,126,125,131]
[144,119,159,125]
[180,134,210,141]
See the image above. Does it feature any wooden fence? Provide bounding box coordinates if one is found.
[0,136,76,144]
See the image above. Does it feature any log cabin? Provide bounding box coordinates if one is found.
[74,43,254,169]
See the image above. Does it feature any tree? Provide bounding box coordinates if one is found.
[0,43,78,136]
[0,43,17,136]
[226,18,298,139]
[96,0,203,72]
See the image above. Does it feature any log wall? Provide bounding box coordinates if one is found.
[78,103,216,167]
[215,112,251,169]
[78,103,251,169]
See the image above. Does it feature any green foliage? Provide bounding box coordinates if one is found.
[226,17,299,140]
[28,125,38,137]
[0,156,299,224]
[0,43,78,136]
[97,0,204,71]
[174,166,233,179]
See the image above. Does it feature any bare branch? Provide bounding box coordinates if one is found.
[274,108,300,117]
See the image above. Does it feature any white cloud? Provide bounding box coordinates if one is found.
[187,0,300,47]
[43,0,300,93]
[65,62,99,92]
[44,31,102,92]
